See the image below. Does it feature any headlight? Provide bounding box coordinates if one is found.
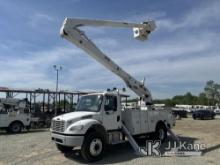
[69,125,84,131]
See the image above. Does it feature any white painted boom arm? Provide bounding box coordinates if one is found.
[60,18,156,104]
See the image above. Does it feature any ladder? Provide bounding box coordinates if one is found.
[121,123,143,156]
[122,123,180,156]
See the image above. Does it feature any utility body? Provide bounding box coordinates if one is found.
[51,18,175,162]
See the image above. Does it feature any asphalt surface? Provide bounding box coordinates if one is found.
[0,115,220,165]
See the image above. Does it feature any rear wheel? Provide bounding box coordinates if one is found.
[155,124,167,143]
[176,114,181,120]
[56,144,73,153]
[81,132,105,162]
[9,122,22,133]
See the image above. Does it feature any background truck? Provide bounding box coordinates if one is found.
[50,18,175,162]
[0,98,31,133]
[0,97,49,133]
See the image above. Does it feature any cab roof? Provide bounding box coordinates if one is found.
[82,91,130,98]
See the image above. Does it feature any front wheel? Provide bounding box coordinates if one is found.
[56,144,73,153]
[81,132,105,162]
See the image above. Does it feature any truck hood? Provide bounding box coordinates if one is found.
[53,111,97,122]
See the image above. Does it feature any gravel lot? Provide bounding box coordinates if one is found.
[0,116,220,165]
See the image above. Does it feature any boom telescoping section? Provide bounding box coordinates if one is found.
[60,18,156,105]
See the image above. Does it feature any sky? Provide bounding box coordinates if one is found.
[0,0,220,99]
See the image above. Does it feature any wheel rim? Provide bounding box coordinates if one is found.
[158,128,165,140]
[12,124,20,132]
[89,138,102,157]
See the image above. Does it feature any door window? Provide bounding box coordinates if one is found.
[104,95,117,111]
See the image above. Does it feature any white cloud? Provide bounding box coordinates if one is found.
[0,46,81,90]
[157,1,220,31]
[127,11,167,22]
[114,33,213,63]
[126,54,220,84]
[28,13,55,27]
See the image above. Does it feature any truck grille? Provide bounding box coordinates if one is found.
[52,120,65,132]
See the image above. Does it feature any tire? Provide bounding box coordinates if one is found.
[9,122,22,133]
[155,124,167,143]
[81,132,105,162]
[193,115,196,120]
[176,114,181,120]
[56,144,73,153]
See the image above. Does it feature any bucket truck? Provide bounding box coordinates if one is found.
[0,98,31,133]
[50,18,175,162]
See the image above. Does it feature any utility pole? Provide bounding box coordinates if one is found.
[53,65,62,116]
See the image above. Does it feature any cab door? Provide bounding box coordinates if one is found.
[102,95,121,131]
[0,109,8,127]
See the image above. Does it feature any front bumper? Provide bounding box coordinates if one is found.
[51,132,84,147]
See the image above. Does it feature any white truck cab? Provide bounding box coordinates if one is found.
[51,92,175,161]
[51,92,121,147]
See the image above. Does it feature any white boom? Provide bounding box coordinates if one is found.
[60,18,156,105]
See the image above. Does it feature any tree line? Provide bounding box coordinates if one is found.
[126,80,220,107]
[154,80,220,106]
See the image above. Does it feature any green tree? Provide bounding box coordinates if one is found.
[198,92,208,105]
[204,80,220,105]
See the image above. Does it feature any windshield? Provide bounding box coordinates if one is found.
[75,95,103,112]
